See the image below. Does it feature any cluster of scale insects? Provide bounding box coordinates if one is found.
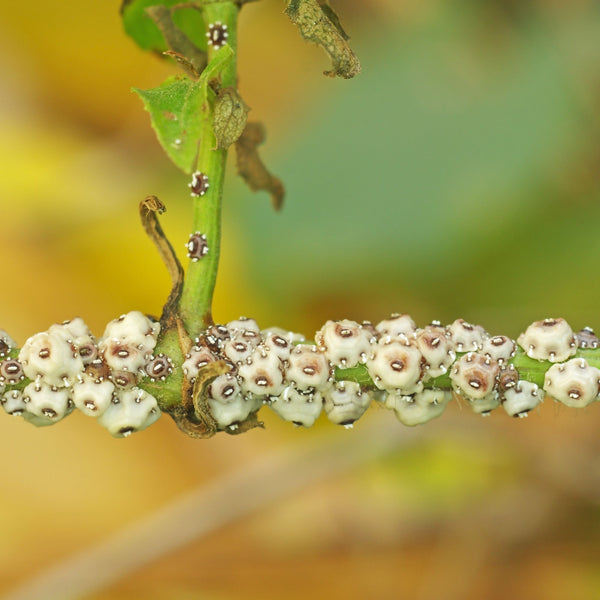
[0,313,162,437]
[1,313,599,438]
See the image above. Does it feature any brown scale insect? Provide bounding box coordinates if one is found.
[144,354,174,381]
[189,171,210,197]
[576,327,600,349]
[203,324,231,350]
[85,359,111,382]
[497,364,519,393]
[110,370,137,389]
[206,22,229,50]
[186,232,209,261]
[0,359,25,384]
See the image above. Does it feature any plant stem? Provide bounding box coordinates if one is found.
[178,2,239,338]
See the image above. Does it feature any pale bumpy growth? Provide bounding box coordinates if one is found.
[2,314,600,436]
[180,314,600,431]
[0,313,161,437]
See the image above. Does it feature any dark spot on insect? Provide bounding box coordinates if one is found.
[499,376,517,391]
[204,325,230,349]
[272,336,288,348]
[112,371,136,388]
[78,343,98,362]
[85,360,111,382]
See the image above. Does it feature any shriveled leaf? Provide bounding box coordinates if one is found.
[121,0,207,56]
[318,0,349,40]
[235,122,285,211]
[133,76,206,174]
[285,0,361,79]
[146,5,207,75]
[163,50,202,78]
[213,87,250,149]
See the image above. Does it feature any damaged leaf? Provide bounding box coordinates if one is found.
[318,1,349,40]
[139,196,184,325]
[235,122,285,211]
[146,5,207,75]
[213,87,250,149]
[133,76,207,174]
[285,0,361,79]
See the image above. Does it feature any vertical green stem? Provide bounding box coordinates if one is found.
[179,2,239,338]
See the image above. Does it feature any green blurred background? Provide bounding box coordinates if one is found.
[2,1,600,598]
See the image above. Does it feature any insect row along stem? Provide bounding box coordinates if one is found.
[1,314,599,438]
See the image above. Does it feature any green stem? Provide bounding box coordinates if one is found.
[178,2,239,338]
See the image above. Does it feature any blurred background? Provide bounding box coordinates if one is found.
[1,0,600,598]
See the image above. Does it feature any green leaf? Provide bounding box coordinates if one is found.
[133,46,234,172]
[133,76,207,174]
[121,0,207,55]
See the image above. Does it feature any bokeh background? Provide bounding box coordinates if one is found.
[2,0,600,598]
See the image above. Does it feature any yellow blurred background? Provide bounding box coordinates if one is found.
[2,1,600,598]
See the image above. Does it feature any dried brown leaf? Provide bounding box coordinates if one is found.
[285,0,361,79]
[146,5,207,76]
[235,122,285,211]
